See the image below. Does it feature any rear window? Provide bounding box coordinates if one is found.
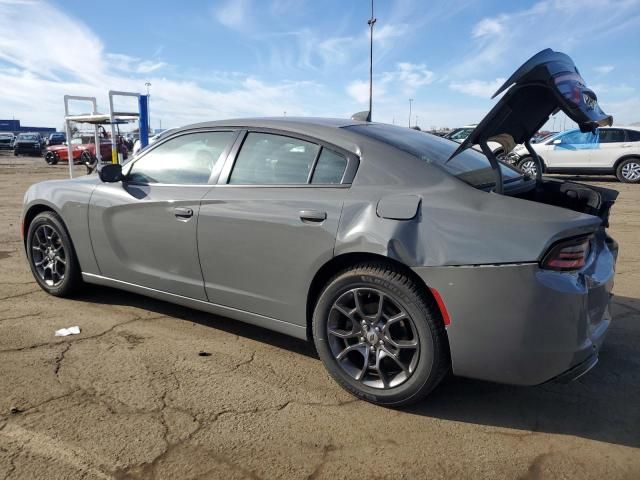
[345,123,521,187]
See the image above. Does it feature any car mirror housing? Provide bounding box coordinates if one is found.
[98,164,123,183]
[553,139,562,145]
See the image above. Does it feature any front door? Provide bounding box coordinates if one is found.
[198,131,354,326]
[89,129,238,300]
[543,129,598,169]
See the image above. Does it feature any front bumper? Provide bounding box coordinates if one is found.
[412,231,616,386]
[15,144,42,154]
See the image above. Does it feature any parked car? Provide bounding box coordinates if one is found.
[509,126,640,182]
[22,49,617,406]
[445,124,506,160]
[0,132,15,150]
[45,135,128,166]
[13,133,43,156]
[47,132,66,146]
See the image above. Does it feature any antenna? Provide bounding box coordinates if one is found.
[367,0,376,121]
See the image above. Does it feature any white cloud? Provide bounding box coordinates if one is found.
[449,78,506,98]
[213,0,252,30]
[472,18,505,38]
[0,1,329,129]
[347,63,435,104]
[373,23,410,45]
[594,65,615,75]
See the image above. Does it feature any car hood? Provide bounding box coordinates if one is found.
[449,48,612,161]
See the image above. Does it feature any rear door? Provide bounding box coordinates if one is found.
[89,129,238,300]
[197,130,356,326]
[591,128,627,168]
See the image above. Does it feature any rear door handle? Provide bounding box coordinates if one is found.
[299,210,327,223]
[174,207,194,219]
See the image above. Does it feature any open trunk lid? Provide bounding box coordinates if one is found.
[449,48,612,161]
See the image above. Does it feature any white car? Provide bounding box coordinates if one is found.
[445,125,505,160]
[509,126,640,183]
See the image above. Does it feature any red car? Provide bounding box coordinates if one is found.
[45,135,127,165]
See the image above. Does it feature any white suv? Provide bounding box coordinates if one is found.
[508,126,640,183]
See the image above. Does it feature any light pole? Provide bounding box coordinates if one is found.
[408,98,413,127]
[367,0,376,121]
[144,82,152,135]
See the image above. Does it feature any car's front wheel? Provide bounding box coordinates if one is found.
[616,158,640,183]
[26,211,81,297]
[313,263,450,406]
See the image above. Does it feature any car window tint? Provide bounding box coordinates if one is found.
[311,148,347,184]
[627,130,640,142]
[128,131,234,184]
[599,129,625,144]
[229,132,320,184]
[559,130,597,144]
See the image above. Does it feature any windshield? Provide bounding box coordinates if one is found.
[345,123,522,187]
[18,134,38,141]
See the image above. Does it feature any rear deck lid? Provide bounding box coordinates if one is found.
[449,48,612,160]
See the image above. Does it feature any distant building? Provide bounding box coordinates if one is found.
[0,119,56,135]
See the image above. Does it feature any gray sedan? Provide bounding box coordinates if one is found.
[22,50,618,406]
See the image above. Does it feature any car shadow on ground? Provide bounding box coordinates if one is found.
[74,287,639,449]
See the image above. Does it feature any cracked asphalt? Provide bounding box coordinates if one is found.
[1,155,639,479]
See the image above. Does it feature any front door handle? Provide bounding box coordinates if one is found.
[299,210,327,223]
[174,207,194,219]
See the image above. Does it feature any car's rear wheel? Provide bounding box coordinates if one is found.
[616,158,640,183]
[45,152,58,165]
[312,263,449,406]
[26,211,81,297]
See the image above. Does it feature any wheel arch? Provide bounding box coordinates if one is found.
[22,203,61,245]
[614,154,640,170]
[306,252,448,342]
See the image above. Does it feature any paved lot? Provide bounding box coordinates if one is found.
[0,154,639,479]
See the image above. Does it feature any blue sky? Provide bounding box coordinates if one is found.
[1,0,639,130]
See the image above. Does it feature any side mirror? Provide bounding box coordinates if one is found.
[552,139,562,145]
[98,163,123,183]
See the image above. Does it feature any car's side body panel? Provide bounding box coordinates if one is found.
[88,182,213,300]
[197,186,346,326]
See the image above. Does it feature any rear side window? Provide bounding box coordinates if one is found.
[229,133,320,184]
[128,131,235,184]
[599,129,626,144]
[626,130,640,142]
[311,149,347,184]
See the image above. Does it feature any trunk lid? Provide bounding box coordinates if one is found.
[449,48,612,161]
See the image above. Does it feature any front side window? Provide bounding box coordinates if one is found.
[127,131,234,185]
[229,132,320,184]
[557,130,597,145]
[598,129,625,144]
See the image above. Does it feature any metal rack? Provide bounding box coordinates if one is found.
[63,91,149,178]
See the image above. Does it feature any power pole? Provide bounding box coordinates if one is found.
[408,98,413,127]
[367,0,376,121]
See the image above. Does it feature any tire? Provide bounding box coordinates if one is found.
[517,156,540,177]
[312,263,450,407]
[45,152,58,165]
[615,158,640,183]
[81,150,96,168]
[26,211,82,297]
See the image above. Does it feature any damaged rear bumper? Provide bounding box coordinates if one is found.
[412,231,616,386]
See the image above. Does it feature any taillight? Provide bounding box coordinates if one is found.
[541,236,591,271]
